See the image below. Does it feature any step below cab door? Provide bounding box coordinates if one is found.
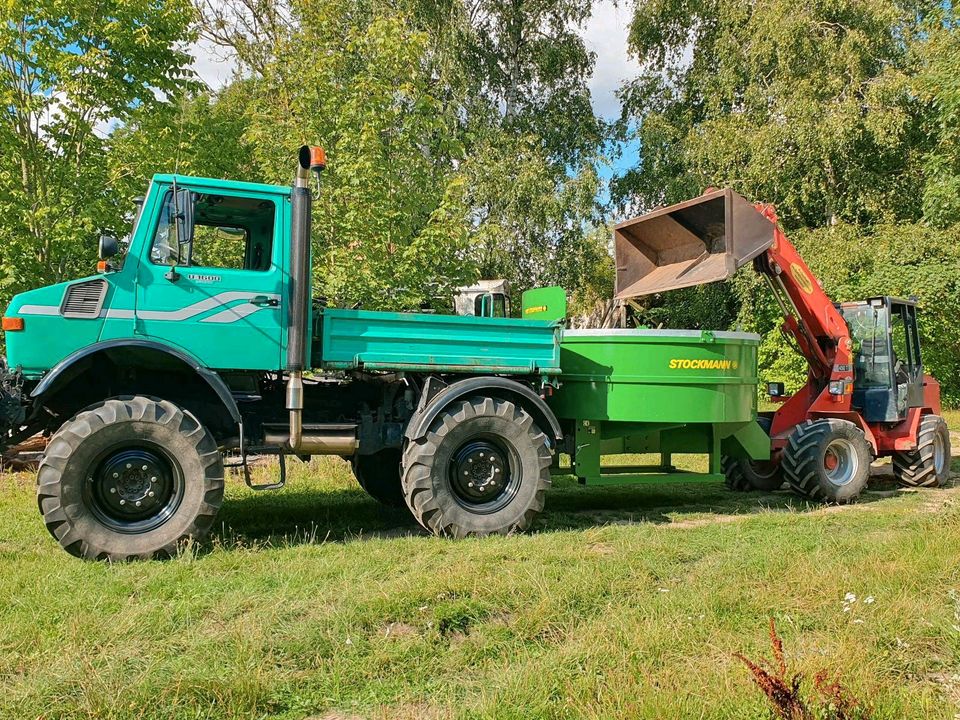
[134,180,287,371]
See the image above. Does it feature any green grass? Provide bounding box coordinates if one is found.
[2,438,960,719]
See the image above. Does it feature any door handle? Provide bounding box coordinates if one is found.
[249,295,279,307]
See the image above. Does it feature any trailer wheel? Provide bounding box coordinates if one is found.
[36,396,224,561]
[722,417,782,492]
[401,396,552,537]
[353,449,406,507]
[782,419,871,503]
[892,414,951,488]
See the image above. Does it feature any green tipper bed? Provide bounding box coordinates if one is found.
[319,308,561,375]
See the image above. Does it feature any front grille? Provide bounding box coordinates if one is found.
[60,279,107,319]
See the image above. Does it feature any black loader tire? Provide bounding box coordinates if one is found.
[892,414,951,488]
[37,396,224,561]
[782,418,871,503]
[401,396,552,537]
[353,448,407,507]
[722,416,782,492]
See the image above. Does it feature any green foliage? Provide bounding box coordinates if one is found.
[0,0,196,307]
[189,0,609,309]
[912,13,960,227]
[616,0,929,228]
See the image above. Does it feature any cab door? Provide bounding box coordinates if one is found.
[134,182,286,371]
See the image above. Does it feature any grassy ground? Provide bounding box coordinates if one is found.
[1,419,959,719]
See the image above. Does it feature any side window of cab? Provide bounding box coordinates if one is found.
[150,191,276,272]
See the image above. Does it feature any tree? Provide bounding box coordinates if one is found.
[0,0,196,307]
[196,0,610,308]
[615,0,931,229]
[911,10,960,227]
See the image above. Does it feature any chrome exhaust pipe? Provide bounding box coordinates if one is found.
[264,424,358,456]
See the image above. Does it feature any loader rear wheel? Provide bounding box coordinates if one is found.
[36,396,224,561]
[892,414,951,488]
[722,417,782,492]
[782,419,871,503]
[353,449,406,507]
[401,396,552,537]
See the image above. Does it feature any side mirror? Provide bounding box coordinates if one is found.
[173,188,195,250]
[98,234,119,260]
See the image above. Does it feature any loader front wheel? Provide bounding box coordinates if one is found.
[892,414,951,488]
[722,417,782,492]
[37,396,224,561]
[353,449,407,507]
[782,419,871,503]
[401,396,552,537]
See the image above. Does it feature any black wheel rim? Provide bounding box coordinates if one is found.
[448,436,520,514]
[83,442,184,533]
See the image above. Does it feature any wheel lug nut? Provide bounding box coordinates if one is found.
[148,491,155,498]
[142,465,148,471]
[135,501,141,507]
[112,472,119,479]
[110,487,116,494]
[126,463,132,469]
[468,481,474,487]
[150,477,158,483]
[119,499,126,505]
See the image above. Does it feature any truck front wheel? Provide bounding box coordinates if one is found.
[37,396,224,560]
[401,396,552,537]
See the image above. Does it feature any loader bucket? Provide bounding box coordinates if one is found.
[614,188,776,299]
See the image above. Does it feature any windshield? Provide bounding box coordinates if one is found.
[842,304,891,387]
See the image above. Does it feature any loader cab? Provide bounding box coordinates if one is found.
[839,297,924,423]
[454,280,510,318]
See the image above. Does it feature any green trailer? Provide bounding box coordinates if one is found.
[549,329,768,486]
[0,146,768,560]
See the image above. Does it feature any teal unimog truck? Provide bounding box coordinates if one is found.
[0,146,768,560]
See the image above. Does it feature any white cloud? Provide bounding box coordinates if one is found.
[584,1,640,120]
[190,39,238,91]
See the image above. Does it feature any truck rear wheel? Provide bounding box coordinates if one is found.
[401,396,552,537]
[892,414,951,488]
[37,396,224,561]
[782,419,871,503]
[722,417,782,492]
[353,449,406,507]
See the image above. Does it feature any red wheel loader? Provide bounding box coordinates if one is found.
[614,189,951,502]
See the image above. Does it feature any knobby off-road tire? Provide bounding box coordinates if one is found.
[892,414,951,488]
[782,418,871,503]
[353,448,407,507]
[37,396,224,561]
[401,396,552,537]
[722,416,782,492]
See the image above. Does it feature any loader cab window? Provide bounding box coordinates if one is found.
[474,292,508,318]
[843,303,891,388]
[150,190,275,272]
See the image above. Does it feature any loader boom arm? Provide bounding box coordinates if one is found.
[753,204,852,387]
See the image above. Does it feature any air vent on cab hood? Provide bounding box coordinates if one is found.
[60,279,107,319]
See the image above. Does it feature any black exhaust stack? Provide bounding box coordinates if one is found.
[287,145,326,451]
